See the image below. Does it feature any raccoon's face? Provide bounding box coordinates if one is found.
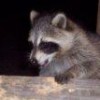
[31,41,59,67]
[28,11,75,67]
[29,33,60,67]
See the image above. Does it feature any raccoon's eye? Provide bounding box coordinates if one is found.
[39,41,59,54]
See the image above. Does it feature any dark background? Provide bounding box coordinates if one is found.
[0,0,98,76]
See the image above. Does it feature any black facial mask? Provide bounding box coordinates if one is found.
[39,41,59,54]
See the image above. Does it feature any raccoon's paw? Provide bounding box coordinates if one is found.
[55,73,74,84]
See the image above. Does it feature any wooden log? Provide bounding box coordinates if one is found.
[0,76,100,100]
[97,0,100,34]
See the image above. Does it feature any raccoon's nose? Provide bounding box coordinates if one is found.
[31,58,38,65]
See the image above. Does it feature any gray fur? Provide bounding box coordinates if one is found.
[28,11,100,83]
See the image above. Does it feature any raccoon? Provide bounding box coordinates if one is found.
[28,10,100,84]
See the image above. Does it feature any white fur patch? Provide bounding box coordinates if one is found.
[37,35,42,45]
[35,50,56,65]
[42,37,60,44]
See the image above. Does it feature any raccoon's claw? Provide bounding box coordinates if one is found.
[55,73,74,84]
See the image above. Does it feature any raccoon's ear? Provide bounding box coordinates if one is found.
[30,10,39,22]
[52,13,67,29]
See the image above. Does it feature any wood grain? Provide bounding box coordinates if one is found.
[0,76,100,100]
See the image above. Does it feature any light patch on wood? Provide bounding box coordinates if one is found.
[33,78,76,95]
[0,89,6,98]
[68,88,75,93]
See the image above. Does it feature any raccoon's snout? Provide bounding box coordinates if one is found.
[30,57,38,66]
